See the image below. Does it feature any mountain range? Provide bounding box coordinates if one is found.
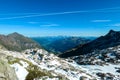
[32,36,92,53]
[0,30,120,80]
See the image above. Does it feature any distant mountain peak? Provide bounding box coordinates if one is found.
[0,32,41,51]
[107,30,116,35]
[12,32,20,35]
[8,32,23,37]
[109,29,115,33]
[106,30,120,37]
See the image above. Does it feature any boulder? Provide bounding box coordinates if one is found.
[79,76,88,80]
[0,60,18,80]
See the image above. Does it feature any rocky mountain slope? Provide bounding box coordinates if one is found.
[0,48,97,80]
[59,30,120,58]
[0,32,41,51]
[71,45,120,80]
[1,46,120,80]
[56,30,120,80]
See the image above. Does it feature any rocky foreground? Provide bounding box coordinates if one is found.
[0,48,97,80]
[0,46,120,80]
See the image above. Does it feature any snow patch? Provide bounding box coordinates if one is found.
[11,63,28,80]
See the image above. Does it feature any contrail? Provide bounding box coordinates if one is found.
[0,11,89,20]
[0,13,40,15]
[0,7,120,20]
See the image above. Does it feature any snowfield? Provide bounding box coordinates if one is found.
[82,64,120,75]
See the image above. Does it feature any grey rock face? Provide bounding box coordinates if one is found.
[0,53,18,80]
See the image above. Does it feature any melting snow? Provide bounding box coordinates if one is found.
[11,63,28,80]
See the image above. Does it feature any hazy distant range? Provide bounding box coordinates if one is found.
[31,36,96,54]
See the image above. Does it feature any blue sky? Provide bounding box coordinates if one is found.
[0,0,120,37]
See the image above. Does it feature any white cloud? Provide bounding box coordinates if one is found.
[110,23,120,27]
[40,24,59,27]
[28,22,39,24]
[91,20,111,22]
